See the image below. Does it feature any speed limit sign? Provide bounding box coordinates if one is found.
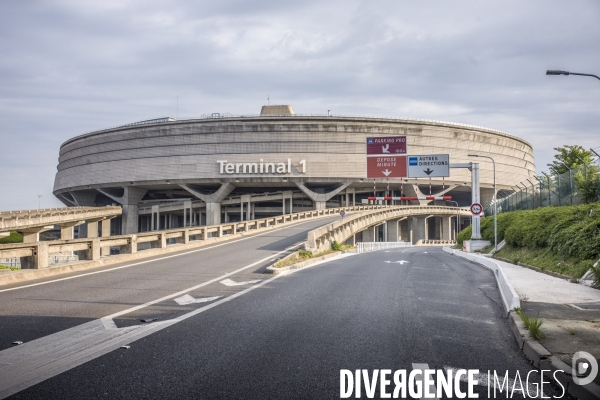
[470,203,483,215]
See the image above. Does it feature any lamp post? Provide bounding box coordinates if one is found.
[546,70,600,81]
[468,154,497,251]
[446,200,460,241]
[38,195,42,209]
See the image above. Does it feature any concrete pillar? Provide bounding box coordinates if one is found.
[19,227,52,243]
[399,218,409,242]
[314,201,326,210]
[412,217,427,244]
[386,219,400,242]
[224,206,229,223]
[60,221,83,240]
[362,226,376,242]
[206,203,221,226]
[442,216,452,240]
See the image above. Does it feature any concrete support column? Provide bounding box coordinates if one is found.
[314,201,326,210]
[60,221,84,240]
[19,227,53,243]
[224,206,229,223]
[442,216,452,240]
[206,203,221,226]
[100,219,112,256]
[362,226,376,242]
[386,218,400,242]
[412,217,427,244]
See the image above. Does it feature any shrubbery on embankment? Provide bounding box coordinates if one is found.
[0,231,23,244]
[456,203,600,278]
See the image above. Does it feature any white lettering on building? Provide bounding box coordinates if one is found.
[217,159,306,174]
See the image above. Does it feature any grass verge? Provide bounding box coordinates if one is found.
[495,245,592,278]
[515,307,546,341]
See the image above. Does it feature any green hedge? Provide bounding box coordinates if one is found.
[0,231,23,244]
[456,203,600,267]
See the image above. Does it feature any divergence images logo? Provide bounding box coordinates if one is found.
[573,351,598,386]
[409,157,418,166]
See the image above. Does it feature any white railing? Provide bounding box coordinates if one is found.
[356,242,412,253]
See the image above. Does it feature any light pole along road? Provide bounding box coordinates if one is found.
[546,70,600,81]
[0,223,568,398]
[469,154,497,251]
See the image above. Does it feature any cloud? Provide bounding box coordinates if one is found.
[0,0,599,209]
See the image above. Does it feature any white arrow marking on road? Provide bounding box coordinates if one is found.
[383,260,409,264]
[382,169,392,176]
[382,144,390,153]
[220,278,261,287]
[174,294,221,305]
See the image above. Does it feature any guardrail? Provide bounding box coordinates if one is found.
[306,206,471,254]
[356,242,412,253]
[0,205,395,270]
[415,239,457,246]
[0,206,122,232]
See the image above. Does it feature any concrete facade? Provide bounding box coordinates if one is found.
[53,110,535,234]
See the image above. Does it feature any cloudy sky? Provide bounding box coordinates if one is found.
[1,0,599,210]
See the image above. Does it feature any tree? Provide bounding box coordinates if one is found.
[574,166,600,204]
[547,145,595,175]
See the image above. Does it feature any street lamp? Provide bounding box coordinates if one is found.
[546,70,600,81]
[468,154,497,251]
[38,195,42,209]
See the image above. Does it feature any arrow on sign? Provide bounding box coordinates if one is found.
[174,294,221,305]
[382,169,392,176]
[423,168,434,175]
[382,144,390,153]
[384,260,410,265]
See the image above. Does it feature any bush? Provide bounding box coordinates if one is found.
[331,240,343,251]
[0,231,23,244]
[298,249,313,259]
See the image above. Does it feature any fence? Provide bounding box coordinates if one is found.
[356,241,412,253]
[485,160,599,216]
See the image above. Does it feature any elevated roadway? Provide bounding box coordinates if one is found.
[0,206,121,242]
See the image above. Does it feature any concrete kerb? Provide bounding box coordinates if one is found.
[443,247,600,399]
[442,247,520,315]
[266,249,356,275]
[0,213,344,287]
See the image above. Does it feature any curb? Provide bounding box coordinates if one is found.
[447,248,600,399]
[442,247,520,315]
[266,250,354,275]
[508,311,600,399]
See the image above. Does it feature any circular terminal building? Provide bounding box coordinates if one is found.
[53,105,535,235]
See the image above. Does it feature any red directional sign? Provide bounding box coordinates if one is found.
[366,156,407,178]
[366,136,407,155]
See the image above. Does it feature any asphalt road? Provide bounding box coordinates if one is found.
[1,244,572,399]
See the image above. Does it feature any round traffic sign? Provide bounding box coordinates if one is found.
[340,210,346,218]
[470,203,483,215]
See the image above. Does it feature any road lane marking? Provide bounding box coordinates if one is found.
[0,218,324,293]
[383,260,409,264]
[0,252,351,399]
[220,279,261,286]
[173,295,221,305]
